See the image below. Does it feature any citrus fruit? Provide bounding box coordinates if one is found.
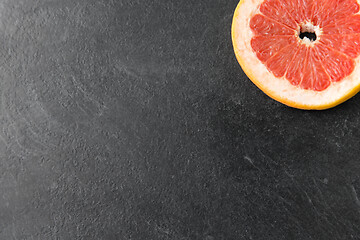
[232,0,360,110]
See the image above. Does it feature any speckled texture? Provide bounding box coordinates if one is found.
[1,0,360,239]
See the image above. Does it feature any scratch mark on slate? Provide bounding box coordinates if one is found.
[350,184,360,208]
[244,155,260,171]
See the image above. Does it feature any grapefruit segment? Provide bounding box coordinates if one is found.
[322,15,360,34]
[232,0,360,109]
[285,45,307,86]
[259,0,298,29]
[265,43,299,78]
[319,34,360,58]
[314,44,355,83]
[311,0,360,27]
[320,0,360,27]
[249,14,295,35]
[301,48,331,91]
[251,36,296,62]
[311,0,336,26]
[280,0,312,23]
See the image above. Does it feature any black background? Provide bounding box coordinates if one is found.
[1,0,360,239]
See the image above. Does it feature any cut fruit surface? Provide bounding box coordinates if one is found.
[232,0,360,109]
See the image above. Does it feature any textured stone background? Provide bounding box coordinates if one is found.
[1,0,360,239]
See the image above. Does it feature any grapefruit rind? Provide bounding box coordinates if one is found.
[232,0,360,110]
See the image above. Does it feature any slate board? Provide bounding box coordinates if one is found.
[1,0,360,239]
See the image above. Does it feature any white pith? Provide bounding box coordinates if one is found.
[232,0,360,109]
[299,22,321,46]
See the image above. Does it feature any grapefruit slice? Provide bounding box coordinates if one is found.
[232,0,360,110]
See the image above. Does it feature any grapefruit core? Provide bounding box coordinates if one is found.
[232,0,360,110]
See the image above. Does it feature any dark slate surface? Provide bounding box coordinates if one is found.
[1,0,360,239]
